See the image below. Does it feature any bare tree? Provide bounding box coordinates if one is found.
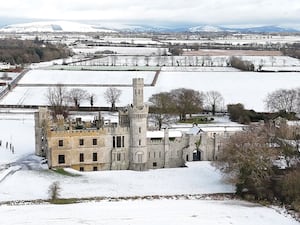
[265,88,299,113]
[214,125,278,199]
[89,93,96,108]
[132,56,138,66]
[170,88,204,121]
[148,92,174,130]
[46,84,68,117]
[230,56,254,71]
[68,88,89,108]
[144,56,150,66]
[204,91,224,115]
[104,87,122,111]
[48,181,61,203]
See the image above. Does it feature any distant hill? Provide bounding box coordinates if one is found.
[0,21,116,33]
[188,25,299,33]
[0,21,299,33]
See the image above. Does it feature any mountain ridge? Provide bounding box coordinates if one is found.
[0,21,299,33]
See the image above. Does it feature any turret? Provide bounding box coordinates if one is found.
[132,78,145,108]
[128,78,149,171]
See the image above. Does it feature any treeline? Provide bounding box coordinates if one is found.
[229,56,254,71]
[227,103,298,124]
[281,43,300,59]
[0,38,72,65]
[215,125,300,212]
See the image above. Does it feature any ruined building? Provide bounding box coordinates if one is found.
[35,78,243,171]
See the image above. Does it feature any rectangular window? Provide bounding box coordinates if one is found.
[159,152,161,158]
[139,127,141,133]
[80,167,84,172]
[58,155,65,164]
[79,139,84,146]
[93,138,97,146]
[93,166,98,171]
[153,162,157,167]
[113,136,116,148]
[93,153,97,162]
[117,136,122,148]
[58,140,63,147]
[117,153,121,161]
[79,153,84,162]
[154,152,156,159]
[122,136,125,147]
[139,139,141,146]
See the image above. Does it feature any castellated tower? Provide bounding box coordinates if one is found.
[128,78,149,171]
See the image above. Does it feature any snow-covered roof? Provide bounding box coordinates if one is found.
[186,126,202,135]
[287,120,300,127]
[199,126,244,133]
[147,130,182,138]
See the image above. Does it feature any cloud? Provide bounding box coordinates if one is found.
[1,0,300,26]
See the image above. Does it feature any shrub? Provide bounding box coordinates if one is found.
[280,168,300,211]
[48,181,61,202]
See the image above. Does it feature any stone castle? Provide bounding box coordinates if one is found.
[35,78,242,171]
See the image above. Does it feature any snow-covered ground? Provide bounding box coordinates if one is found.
[68,55,300,68]
[72,46,168,56]
[155,71,300,111]
[0,162,235,201]
[1,199,298,225]
[2,70,299,111]
[161,35,300,45]
[0,113,34,165]
[18,70,155,85]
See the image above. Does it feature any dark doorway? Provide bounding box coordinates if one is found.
[193,150,201,161]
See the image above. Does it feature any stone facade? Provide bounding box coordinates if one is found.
[35,78,243,171]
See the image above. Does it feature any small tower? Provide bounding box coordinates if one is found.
[34,107,49,157]
[128,78,148,171]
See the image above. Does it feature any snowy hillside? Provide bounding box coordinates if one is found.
[0,21,116,33]
[189,24,300,33]
[1,21,299,33]
[189,25,223,32]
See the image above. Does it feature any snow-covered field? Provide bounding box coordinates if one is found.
[18,70,155,85]
[72,46,168,56]
[1,70,300,111]
[0,113,34,165]
[67,54,300,68]
[0,162,235,201]
[1,199,298,225]
[161,35,300,45]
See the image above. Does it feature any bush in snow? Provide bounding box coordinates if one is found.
[48,181,61,202]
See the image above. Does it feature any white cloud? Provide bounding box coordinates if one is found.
[1,0,300,25]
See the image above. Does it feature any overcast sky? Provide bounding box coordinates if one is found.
[1,0,300,26]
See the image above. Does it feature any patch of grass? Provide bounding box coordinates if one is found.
[49,198,78,205]
[52,168,80,177]
[180,116,214,124]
